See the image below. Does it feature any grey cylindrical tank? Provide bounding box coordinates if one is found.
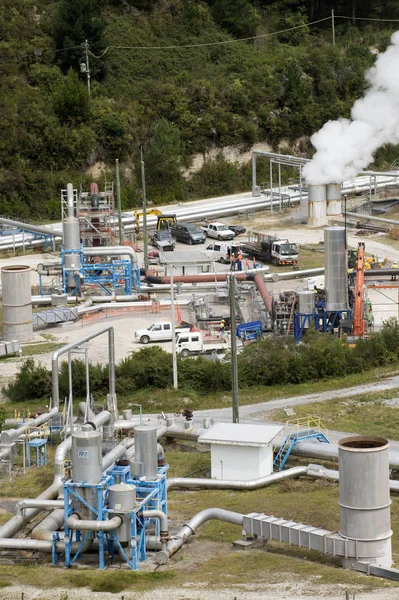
[63,217,82,287]
[72,424,102,484]
[308,184,328,227]
[1,266,33,342]
[324,226,348,311]
[108,483,136,542]
[326,183,342,217]
[338,436,392,568]
[297,290,315,329]
[134,424,158,480]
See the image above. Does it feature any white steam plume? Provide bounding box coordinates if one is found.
[303,31,399,185]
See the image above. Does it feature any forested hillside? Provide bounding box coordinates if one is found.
[1,0,398,218]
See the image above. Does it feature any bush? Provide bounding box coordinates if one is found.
[3,358,52,402]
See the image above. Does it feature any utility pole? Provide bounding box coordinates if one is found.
[115,159,123,244]
[344,195,347,250]
[83,40,91,96]
[229,274,239,423]
[140,147,149,271]
[170,266,178,389]
[331,9,335,47]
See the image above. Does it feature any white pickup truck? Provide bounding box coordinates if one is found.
[176,331,228,356]
[201,222,235,241]
[135,322,191,344]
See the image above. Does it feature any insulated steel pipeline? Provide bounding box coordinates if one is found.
[167,466,307,491]
[159,508,244,564]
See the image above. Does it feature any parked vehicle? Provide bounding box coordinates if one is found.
[176,331,228,356]
[206,243,243,264]
[135,321,191,344]
[151,230,175,251]
[241,235,298,266]
[133,211,176,234]
[228,225,246,236]
[201,222,235,241]
[171,223,206,245]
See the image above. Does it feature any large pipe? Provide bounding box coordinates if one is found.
[306,463,399,493]
[83,246,137,269]
[346,211,399,227]
[66,513,123,532]
[1,407,58,443]
[253,272,273,314]
[0,217,62,239]
[167,465,307,491]
[16,499,64,516]
[162,508,243,563]
[51,326,116,413]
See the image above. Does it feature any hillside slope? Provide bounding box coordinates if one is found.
[0,0,398,218]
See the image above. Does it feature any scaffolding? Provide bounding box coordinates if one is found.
[61,183,116,247]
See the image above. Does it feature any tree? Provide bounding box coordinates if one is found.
[144,119,184,201]
[53,69,90,124]
[53,0,105,73]
[211,0,260,37]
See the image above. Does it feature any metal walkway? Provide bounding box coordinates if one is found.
[273,417,329,471]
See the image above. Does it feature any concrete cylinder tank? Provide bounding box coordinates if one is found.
[1,266,33,342]
[72,424,102,484]
[338,436,392,568]
[308,184,328,227]
[326,183,342,217]
[324,226,348,311]
[133,424,158,480]
[297,290,315,329]
[108,483,136,542]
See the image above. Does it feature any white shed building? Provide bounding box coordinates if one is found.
[198,422,284,481]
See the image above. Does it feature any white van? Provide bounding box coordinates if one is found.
[206,243,242,264]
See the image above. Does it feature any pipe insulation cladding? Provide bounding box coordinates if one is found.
[338,436,392,569]
[324,226,348,311]
[1,265,33,342]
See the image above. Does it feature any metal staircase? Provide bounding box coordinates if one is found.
[273,417,329,471]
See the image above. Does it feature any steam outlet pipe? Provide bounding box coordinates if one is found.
[167,465,307,491]
[51,326,116,414]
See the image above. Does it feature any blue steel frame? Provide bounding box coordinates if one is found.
[294,310,352,343]
[60,245,140,295]
[59,465,168,570]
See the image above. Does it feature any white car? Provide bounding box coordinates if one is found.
[202,222,235,241]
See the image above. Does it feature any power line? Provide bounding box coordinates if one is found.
[336,15,399,23]
[89,16,332,58]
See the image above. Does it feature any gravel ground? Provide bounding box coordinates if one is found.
[0,583,398,600]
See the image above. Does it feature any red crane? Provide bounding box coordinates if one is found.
[353,242,365,337]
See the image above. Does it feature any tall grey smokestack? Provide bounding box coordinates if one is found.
[303,31,399,185]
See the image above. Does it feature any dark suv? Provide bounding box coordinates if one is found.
[171,223,206,245]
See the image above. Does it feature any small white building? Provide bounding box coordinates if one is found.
[198,422,284,481]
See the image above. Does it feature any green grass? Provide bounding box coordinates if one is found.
[20,342,63,356]
[269,389,399,439]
